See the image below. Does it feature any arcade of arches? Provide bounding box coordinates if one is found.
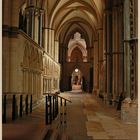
[2,0,138,134]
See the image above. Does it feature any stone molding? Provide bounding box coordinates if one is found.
[3,24,19,37]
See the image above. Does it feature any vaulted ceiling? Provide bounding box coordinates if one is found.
[19,0,105,47]
[42,0,105,46]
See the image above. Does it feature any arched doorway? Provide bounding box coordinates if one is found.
[71,68,82,91]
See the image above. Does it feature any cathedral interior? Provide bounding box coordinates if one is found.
[2,0,138,140]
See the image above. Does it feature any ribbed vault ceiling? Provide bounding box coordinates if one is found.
[44,0,104,46]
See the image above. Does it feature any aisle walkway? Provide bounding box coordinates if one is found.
[3,92,138,140]
[61,92,137,140]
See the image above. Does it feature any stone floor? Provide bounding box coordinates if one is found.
[3,92,138,140]
[60,92,138,140]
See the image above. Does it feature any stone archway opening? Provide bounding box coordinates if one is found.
[71,68,82,91]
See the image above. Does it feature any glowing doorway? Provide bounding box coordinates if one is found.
[71,68,82,91]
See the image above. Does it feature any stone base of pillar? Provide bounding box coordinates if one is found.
[92,89,94,94]
[111,99,116,106]
[121,97,138,124]
[103,93,108,104]
[93,89,98,96]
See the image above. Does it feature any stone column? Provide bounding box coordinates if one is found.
[36,73,39,99]
[118,4,124,96]
[49,29,52,55]
[32,71,35,96]
[51,29,55,58]
[45,79,47,93]
[3,0,11,25]
[93,40,98,93]
[55,40,59,62]
[42,78,44,93]
[30,71,32,94]
[43,28,49,53]
[124,0,131,98]
[103,12,106,93]
[49,79,51,93]
[38,10,44,46]
[30,0,36,6]
[36,72,39,99]
[41,72,44,96]
[121,0,138,124]
[28,70,32,94]
[134,0,138,99]
[4,0,22,93]
[22,69,25,93]
[34,10,39,43]
[26,15,30,36]
[31,71,34,95]
[105,9,113,103]
[48,79,50,93]
[37,72,40,99]
[42,11,49,52]
[112,6,119,101]
[43,78,45,93]
[25,70,29,94]
[2,0,11,92]
[97,28,103,92]
[11,0,20,27]
[102,11,108,102]
[58,78,60,91]
[46,79,48,92]
[25,7,35,38]
[32,72,35,96]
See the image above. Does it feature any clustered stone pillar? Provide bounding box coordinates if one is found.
[43,27,49,53]
[51,30,55,58]
[102,12,107,102]
[34,10,39,43]
[123,0,131,98]
[25,6,44,46]
[117,4,124,98]
[106,10,113,103]
[104,4,124,105]
[93,40,99,94]
[112,6,119,103]
[43,25,59,61]
[97,27,104,94]
[3,0,11,92]
[57,78,60,90]
[121,0,138,124]
[44,28,55,59]
[48,29,52,55]
[26,7,35,38]
[38,10,43,46]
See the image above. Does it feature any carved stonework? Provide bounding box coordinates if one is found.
[121,97,138,124]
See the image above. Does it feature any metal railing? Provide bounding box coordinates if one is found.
[2,92,32,123]
[44,92,72,131]
[2,91,72,133]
